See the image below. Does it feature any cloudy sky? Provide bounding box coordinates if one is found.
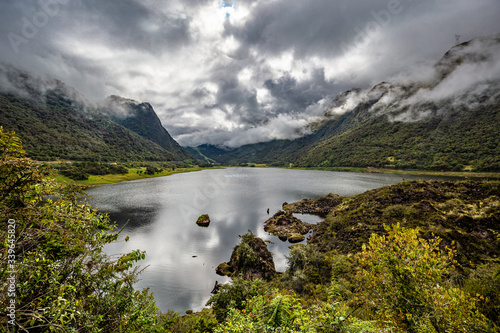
[1,0,499,147]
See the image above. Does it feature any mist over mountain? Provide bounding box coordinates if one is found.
[1,1,498,149]
[193,36,500,171]
[1,35,499,170]
[0,64,192,162]
[324,35,500,122]
[102,95,192,160]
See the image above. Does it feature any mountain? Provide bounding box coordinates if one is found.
[0,63,193,162]
[193,35,500,171]
[103,95,192,160]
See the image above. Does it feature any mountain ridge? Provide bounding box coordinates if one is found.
[0,64,193,162]
[191,35,500,171]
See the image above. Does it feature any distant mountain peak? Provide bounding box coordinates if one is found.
[0,66,193,162]
[104,95,155,119]
[0,62,91,111]
[102,95,192,160]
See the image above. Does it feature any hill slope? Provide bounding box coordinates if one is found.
[194,36,500,171]
[0,64,192,162]
[103,95,192,160]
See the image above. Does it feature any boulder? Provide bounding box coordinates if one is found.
[196,214,210,227]
[216,231,276,281]
[287,233,305,243]
[264,210,313,243]
[215,262,232,276]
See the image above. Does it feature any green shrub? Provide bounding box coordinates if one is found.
[206,277,268,322]
[382,204,418,220]
[0,127,165,332]
[355,223,488,332]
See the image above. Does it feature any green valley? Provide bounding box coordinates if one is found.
[1,128,499,332]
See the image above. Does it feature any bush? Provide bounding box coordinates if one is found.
[355,223,488,332]
[285,244,333,292]
[462,263,500,327]
[0,127,164,332]
[207,277,268,322]
[215,290,315,332]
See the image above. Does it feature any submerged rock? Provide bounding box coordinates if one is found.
[196,214,210,227]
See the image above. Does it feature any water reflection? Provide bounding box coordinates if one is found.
[293,213,325,224]
[87,167,454,313]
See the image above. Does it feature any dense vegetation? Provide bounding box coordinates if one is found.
[193,102,500,172]
[293,104,500,171]
[0,127,166,331]
[54,161,128,180]
[0,92,192,162]
[2,128,499,332]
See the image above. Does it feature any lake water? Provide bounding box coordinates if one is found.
[86,167,454,313]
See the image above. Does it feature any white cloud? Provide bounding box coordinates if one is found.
[1,0,499,147]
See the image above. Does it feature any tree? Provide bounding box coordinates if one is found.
[0,127,164,332]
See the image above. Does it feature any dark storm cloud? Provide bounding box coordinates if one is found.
[1,0,499,147]
[226,0,347,56]
[1,0,192,59]
[62,0,193,52]
[224,0,416,57]
[264,68,336,114]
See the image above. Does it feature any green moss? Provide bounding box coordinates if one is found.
[287,233,305,243]
[309,180,500,266]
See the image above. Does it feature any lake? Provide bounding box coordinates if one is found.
[86,167,454,313]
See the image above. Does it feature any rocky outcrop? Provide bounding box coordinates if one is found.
[264,211,313,243]
[308,180,500,267]
[216,231,276,280]
[283,193,343,215]
[196,214,210,227]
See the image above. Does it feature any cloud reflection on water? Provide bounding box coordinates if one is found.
[87,167,444,312]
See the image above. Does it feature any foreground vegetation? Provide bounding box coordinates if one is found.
[0,128,166,331]
[1,127,499,332]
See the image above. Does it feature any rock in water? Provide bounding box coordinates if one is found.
[196,214,210,227]
[216,231,276,281]
[264,210,313,243]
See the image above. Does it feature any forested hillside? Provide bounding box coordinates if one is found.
[0,64,192,162]
[193,36,500,172]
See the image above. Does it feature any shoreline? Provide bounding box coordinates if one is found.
[285,166,500,179]
[54,164,500,186]
[54,166,222,185]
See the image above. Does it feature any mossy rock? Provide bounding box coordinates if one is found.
[287,233,305,243]
[283,193,343,215]
[216,231,276,281]
[264,210,313,243]
[215,262,233,276]
[196,214,210,227]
